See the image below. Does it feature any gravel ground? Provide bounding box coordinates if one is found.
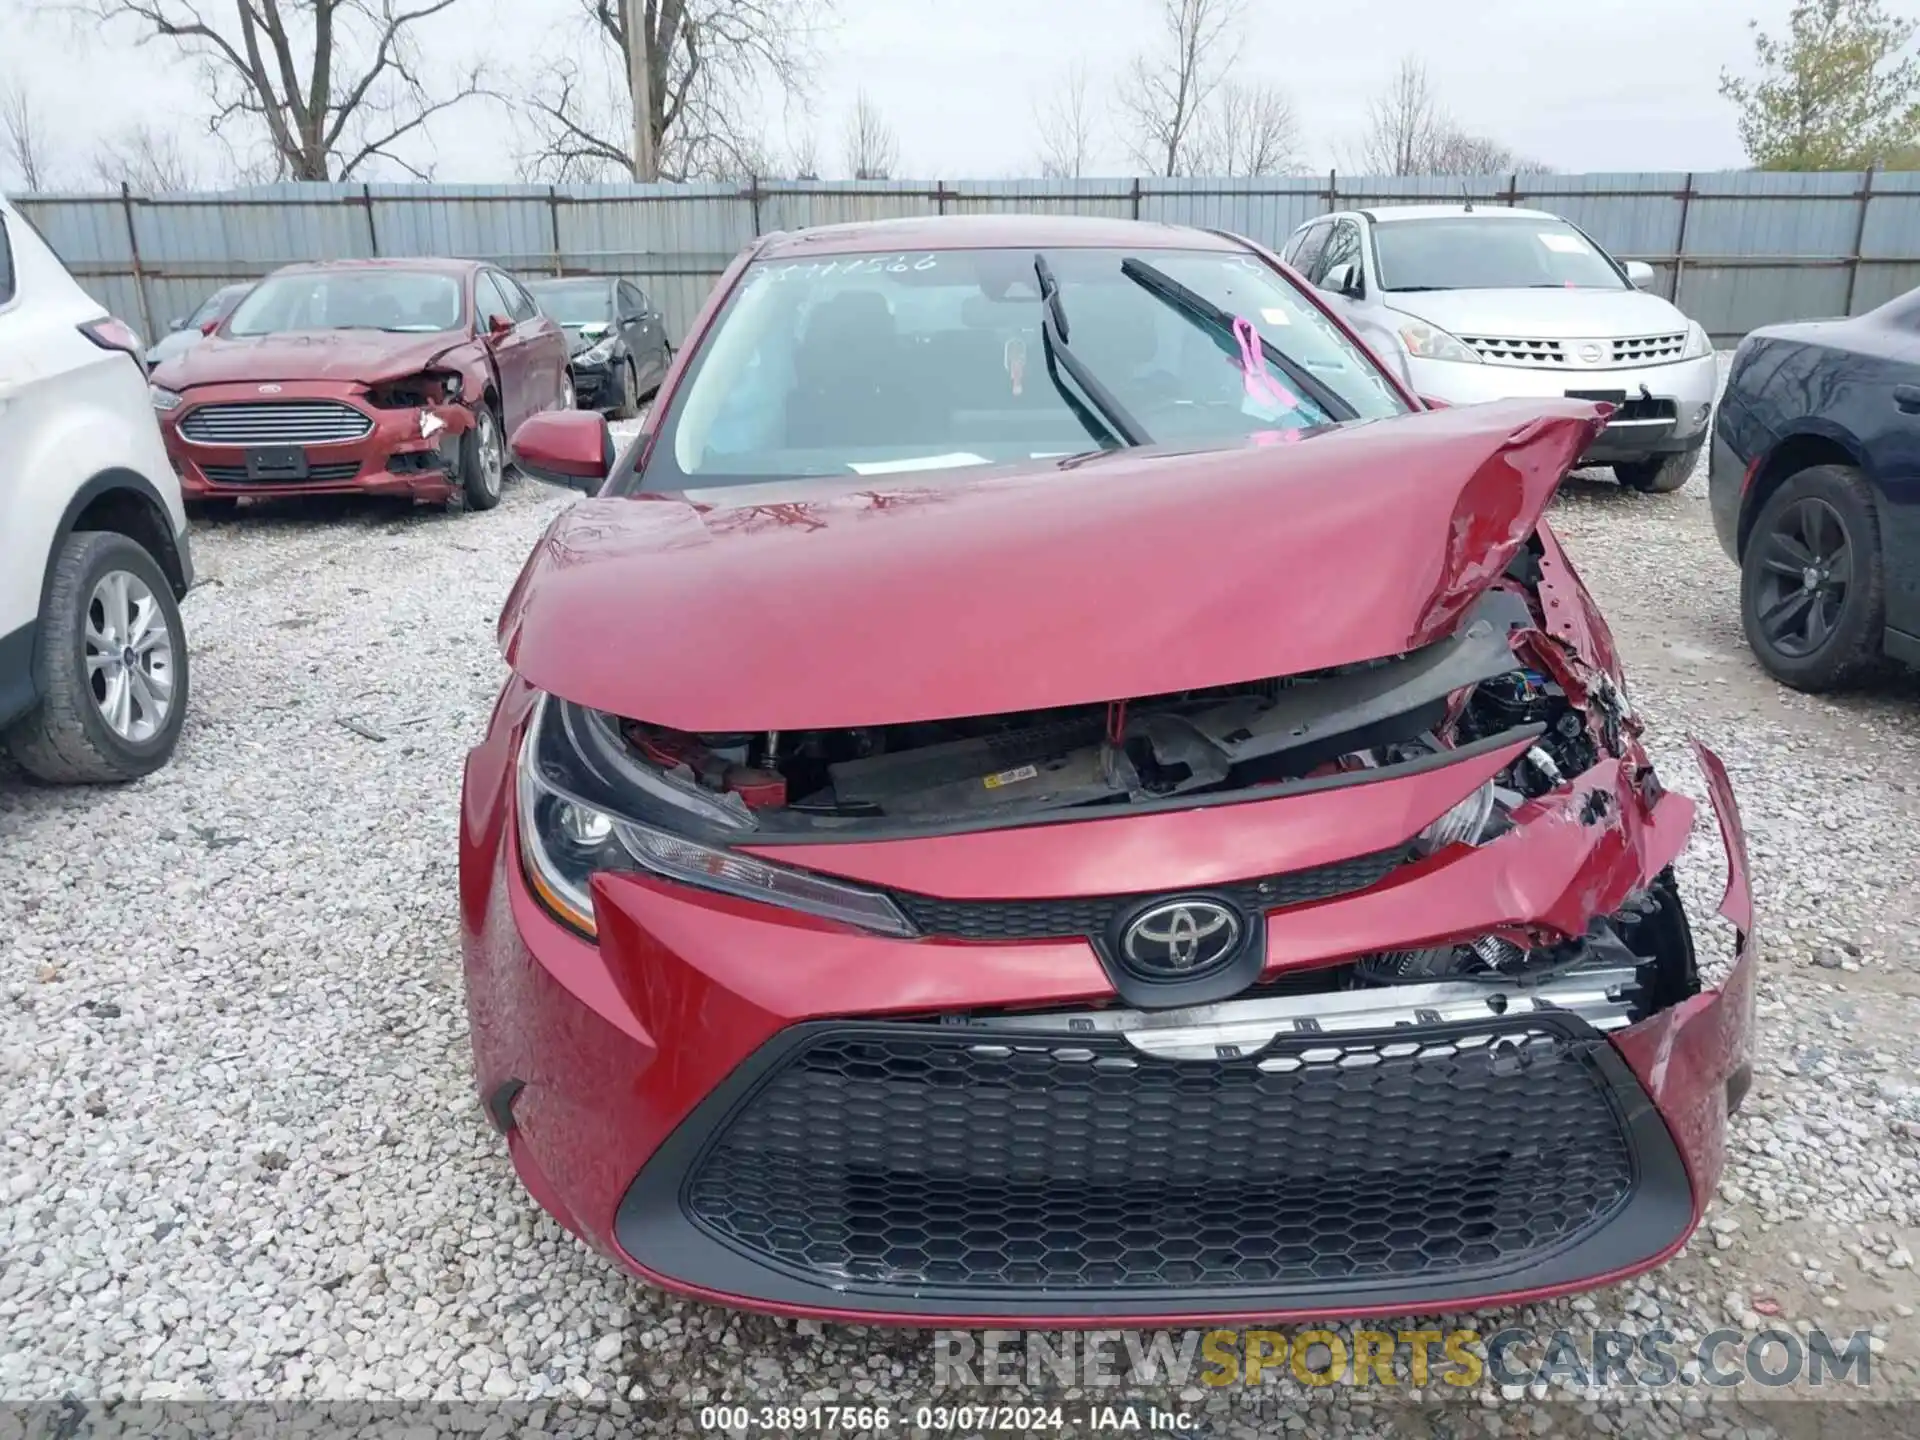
[4,386,1919,1437]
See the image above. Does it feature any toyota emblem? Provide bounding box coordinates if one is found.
[258,384,283,394]
[1120,899,1243,978]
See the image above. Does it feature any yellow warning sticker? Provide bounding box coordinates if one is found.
[983,764,1039,790]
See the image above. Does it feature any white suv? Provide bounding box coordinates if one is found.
[0,192,194,782]
[1282,205,1719,493]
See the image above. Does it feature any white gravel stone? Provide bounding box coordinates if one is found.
[4,382,1918,1432]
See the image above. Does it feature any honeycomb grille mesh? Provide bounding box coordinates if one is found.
[890,847,1406,942]
[683,1022,1637,1292]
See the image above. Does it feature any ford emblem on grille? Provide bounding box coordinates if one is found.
[1120,899,1243,977]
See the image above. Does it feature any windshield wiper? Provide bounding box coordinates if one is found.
[1034,254,1151,448]
[1119,257,1358,423]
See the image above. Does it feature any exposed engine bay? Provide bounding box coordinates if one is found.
[580,528,1698,1011]
[612,533,1629,836]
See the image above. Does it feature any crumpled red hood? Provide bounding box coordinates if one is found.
[499,399,1608,732]
[156,328,473,388]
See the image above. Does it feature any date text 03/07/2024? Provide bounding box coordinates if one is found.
[697,1403,1192,1432]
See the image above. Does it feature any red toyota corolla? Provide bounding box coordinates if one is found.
[150,258,571,512]
[463,215,1757,1325]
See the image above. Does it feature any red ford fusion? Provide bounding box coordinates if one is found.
[462,215,1757,1324]
[149,259,571,512]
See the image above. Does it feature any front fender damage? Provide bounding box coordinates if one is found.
[1610,741,1760,1208]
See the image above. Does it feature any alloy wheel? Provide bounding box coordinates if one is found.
[476,408,503,499]
[1753,496,1850,658]
[85,569,175,743]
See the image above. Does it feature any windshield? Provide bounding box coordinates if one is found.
[227,270,465,336]
[1373,218,1626,292]
[638,246,1409,489]
[529,281,613,326]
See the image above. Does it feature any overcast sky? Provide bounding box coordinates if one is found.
[0,0,1863,187]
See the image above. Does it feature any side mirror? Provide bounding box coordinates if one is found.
[1624,260,1655,290]
[488,313,515,340]
[167,316,189,332]
[1323,262,1362,299]
[511,410,612,494]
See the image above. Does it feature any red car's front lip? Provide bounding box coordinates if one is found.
[460,667,1758,1323]
[159,379,473,500]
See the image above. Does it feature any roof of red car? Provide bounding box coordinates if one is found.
[754,213,1248,259]
[267,257,487,276]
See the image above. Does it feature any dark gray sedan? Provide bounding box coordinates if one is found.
[526,277,672,419]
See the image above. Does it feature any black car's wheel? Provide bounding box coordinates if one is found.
[1740,464,1885,691]
[612,358,639,420]
[457,403,505,512]
[1615,443,1700,494]
[4,531,190,783]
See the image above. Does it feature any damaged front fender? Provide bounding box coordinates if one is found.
[1611,741,1760,1208]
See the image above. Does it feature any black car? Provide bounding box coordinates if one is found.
[525,277,673,419]
[1709,286,1920,691]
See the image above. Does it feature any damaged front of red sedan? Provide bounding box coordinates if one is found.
[150,259,570,512]
[462,217,1757,1325]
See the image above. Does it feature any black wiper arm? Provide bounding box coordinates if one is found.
[1119,257,1357,423]
[1034,254,1151,448]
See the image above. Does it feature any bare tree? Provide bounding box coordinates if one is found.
[786,128,821,180]
[91,121,201,192]
[76,0,491,181]
[1356,56,1445,175]
[518,0,833,182]
[1353,56,1547,175]
[842,90,897,180]
[1428,129,1552,176]
[1,76,61,191]
[1190,81,1303,176]
[1035,61,1098,178]
[1115,0,1244,177]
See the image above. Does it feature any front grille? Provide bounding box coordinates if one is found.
[890,848,1406,942]
[1461,336,1566,366]
[201,460,363,484]
[1463,334,1689,369]
[682,1018,1637,1292]
[1610,333,1686,365]
[179,401,373,445]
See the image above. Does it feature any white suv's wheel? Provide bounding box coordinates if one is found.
[3,530,190,783]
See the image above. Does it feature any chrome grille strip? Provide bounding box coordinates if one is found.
[179,402,373,445]
[967,965,1642,1062]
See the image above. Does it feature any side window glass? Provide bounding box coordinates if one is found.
[1290,222,1331,280]
[0,217,15,306]
[1315,222,1362,290]
[477,273,515,329]
[504,276,538,322]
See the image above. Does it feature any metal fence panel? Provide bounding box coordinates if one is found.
[17,172,1920,347]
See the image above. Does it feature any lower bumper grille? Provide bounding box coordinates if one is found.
[201,461,363,485]
[617,1013,1693,1314]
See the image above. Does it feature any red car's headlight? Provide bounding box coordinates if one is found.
[515,692,916,940]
